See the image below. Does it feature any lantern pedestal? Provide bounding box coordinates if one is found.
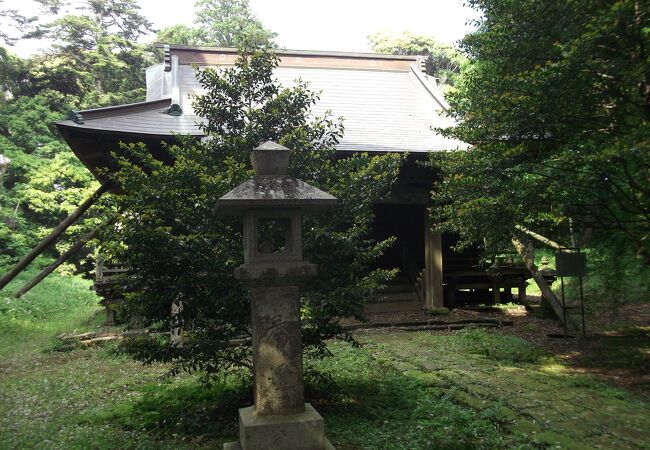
[223,404,334,450]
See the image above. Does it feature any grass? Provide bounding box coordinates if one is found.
[1,268,649,449]
[87,370,251,442]
[85,340,510,449]
[363,330,650,449]
[0,264,102,357]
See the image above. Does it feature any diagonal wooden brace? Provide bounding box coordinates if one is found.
[0,183,110,292]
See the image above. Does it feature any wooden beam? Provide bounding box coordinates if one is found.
[424,215,444,309]
[0,183,110,292]
[515,225,567,250]
[492,280,501,304]
[512,237,577,330]
[13,217,115,298]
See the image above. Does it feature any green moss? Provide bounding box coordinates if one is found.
[413,328,547,364]
[308,342,509,449]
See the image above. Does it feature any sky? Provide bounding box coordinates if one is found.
[6,0,480,57]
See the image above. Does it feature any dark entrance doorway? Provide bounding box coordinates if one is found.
[372,204,425,280]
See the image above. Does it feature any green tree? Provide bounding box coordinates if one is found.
[156,0,275,47]
[26,0,154,106]
[431,0,650,263]
[108,44,401,377]
[156,24,201,46]
[0,0,152,272]
[0,47,27,103]
[368,31,465,91]
[194,0,275,46]
[0,86,104,268]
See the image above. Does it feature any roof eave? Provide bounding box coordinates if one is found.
[54,120,205,138]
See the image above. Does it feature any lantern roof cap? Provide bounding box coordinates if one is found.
[216,176,337,215]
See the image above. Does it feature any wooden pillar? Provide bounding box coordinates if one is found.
[448,277,457,308]
[424,215,444,309]
[491,280,501,305]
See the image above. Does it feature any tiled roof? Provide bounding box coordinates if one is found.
[55,98,205,137]
[56,49,464,153]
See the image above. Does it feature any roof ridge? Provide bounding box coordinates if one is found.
[154,43,421,61]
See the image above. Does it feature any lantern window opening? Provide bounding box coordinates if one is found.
[256,217,291,255]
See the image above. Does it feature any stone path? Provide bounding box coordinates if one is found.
[362,331,650,449]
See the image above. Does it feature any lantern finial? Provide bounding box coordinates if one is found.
[251,141,290,176]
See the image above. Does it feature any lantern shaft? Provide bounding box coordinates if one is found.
[250,285,304,415]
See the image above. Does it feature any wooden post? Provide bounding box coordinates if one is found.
[515,225,566,250]
[448,277,457,307]
[13,217,115,298]
[518,278,527,303]
[492,281,501,304]
[0,183,110,292]
[170,300,184,347]
[424,215,444,309]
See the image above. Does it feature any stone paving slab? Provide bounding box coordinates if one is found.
[359,331,650,449]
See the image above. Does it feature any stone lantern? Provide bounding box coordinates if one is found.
[217,141,336,450]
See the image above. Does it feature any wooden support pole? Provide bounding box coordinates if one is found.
[512,237,576,330]
[13,217,115,298]
[448,277,457,308]
[0,183,110,292]
[424,215,444,309]
[515,225,567,250]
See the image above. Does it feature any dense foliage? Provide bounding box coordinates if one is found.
[0,0,280,275]
[0,0,154,272]
[432,0,649,266]
[368,31,466,91]
[107,45,401,377]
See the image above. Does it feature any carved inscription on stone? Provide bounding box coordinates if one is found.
[250,286,305,416]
